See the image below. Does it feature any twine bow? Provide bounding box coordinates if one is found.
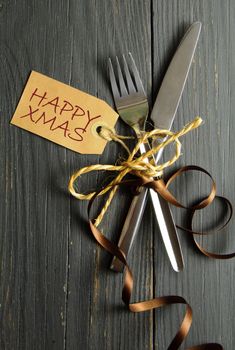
[69,116,202,226]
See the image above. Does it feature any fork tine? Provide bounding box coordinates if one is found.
[108,58,120,100]
[115,56,128,97]
[122,54,136,93]
[128,52,145,94]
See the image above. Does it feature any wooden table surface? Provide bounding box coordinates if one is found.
[1,1,235,349]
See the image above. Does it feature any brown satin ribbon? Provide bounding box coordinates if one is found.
[87,165,233,350]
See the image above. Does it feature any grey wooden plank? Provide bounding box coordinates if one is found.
[66,1,153,350]
[0,0,76,349]
[0,0,153,349]
[152,1,235,349]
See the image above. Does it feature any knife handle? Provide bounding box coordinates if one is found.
[110,142,184,272]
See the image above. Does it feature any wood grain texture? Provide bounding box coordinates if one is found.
[0,0,234,349]
[152,1,235,349]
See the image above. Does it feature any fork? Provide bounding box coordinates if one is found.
[108,53,181,272]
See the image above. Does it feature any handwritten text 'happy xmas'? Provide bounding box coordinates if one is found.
[20,88,102,142]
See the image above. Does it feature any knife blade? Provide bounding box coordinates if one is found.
[110,22,201,272]
[152,22,201,134]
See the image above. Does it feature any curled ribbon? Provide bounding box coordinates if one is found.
[69,117,234,350]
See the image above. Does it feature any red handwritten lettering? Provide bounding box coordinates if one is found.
[83,110,101,131]
[20,105,39,122]
[51,121,70,137]
[30,88,47,106]
[71,105,85,120]
[68,128,85,142]
[60,100,74,115]
[21,90,103,143]
[68,112,102,142]
[42,97,60,114]
[35,111,57,129]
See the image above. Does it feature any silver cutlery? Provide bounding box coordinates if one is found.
[109,22,201,272]
[108,54,183,272]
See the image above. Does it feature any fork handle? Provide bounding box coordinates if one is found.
[110,187,148,271]
[110,142,184,272]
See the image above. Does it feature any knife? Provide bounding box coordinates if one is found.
[110,22,202,272]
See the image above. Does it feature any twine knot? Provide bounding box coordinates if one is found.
[69,116,203,226]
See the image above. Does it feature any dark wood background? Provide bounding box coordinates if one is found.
[0,0,234,349]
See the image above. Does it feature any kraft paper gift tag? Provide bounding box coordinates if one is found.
[11,71,119,154]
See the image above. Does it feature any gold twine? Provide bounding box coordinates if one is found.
[68,116,202,226]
